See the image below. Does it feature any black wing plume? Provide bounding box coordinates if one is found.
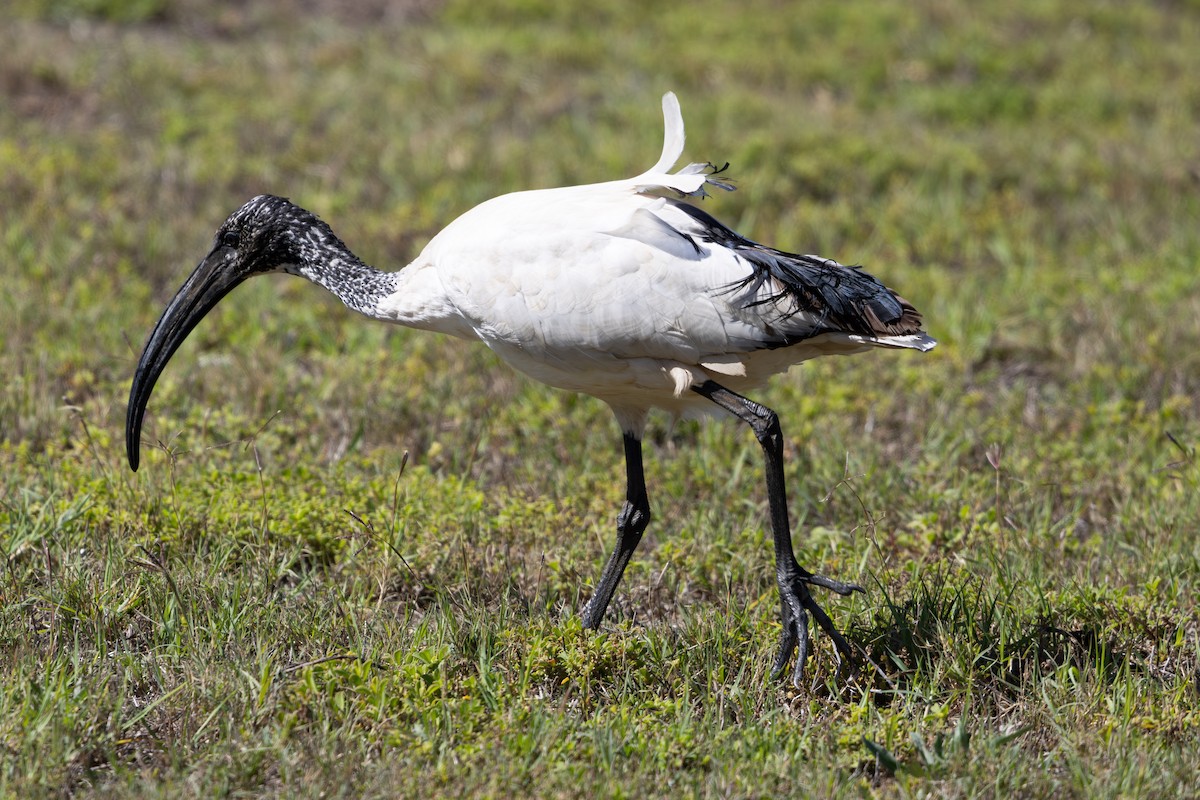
[669,200,924,341]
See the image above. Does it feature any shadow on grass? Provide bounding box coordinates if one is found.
[850,568,1194,705]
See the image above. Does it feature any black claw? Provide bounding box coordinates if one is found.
[804,574,866,596]
[803,594,856,665]
[771,634,795,680]
[791,609,810,690]
[773,572,860,686]
[771,596,800,679]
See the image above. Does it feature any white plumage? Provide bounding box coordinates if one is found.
[380,93,931,434]
[127,92,934,686]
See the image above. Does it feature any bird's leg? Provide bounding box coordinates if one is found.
[581,432,652,629]
[691,380,863,686]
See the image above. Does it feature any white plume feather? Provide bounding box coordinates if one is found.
[633,92,733,198]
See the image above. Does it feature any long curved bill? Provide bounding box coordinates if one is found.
[126,249,246,471]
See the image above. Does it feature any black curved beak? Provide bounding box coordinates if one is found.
[126,248,247,471]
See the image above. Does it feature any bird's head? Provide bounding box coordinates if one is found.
[125,194,327,471]
[212,194,332,276]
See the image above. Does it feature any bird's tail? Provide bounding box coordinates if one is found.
[633,92,735,198]
[649,92,687,175]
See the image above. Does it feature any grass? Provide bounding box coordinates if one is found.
[2,0,1199,796]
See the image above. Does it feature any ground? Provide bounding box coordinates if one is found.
[1,0,1199,797]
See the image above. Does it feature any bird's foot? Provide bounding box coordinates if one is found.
[771,569,864,689]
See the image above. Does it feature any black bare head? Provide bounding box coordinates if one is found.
[125,195,330,471]
[210,194,351,277]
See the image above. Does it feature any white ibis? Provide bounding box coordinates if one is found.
[127,93,934,685]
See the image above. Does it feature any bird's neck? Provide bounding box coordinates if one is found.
[292,240,399,317]
[288,217,468,336]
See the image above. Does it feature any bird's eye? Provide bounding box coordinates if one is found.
[219,231,239,249]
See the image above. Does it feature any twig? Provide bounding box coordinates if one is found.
[283,653,371,674]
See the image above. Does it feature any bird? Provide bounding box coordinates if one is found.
[126,92,935,686]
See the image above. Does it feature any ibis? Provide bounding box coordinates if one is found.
[126,93,935,685]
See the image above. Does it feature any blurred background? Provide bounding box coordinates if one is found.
[4,0,1199,460]
[1,0,1198,795]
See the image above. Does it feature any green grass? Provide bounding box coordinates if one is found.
[2,0,1199,796]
